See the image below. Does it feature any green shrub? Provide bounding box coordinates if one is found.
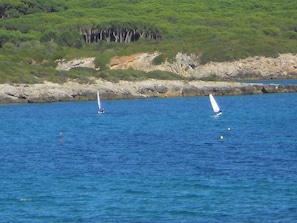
[147,70,186,80]
[152,54,166,65]
[1,42,16,53]
[283,31,297,40]
[262,28,281,37]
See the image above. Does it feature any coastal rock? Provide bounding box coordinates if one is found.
[181,85,202,97]
[0,80,297,104]
[55,52,297,81]
[109,53,159,71]
[0,85,21,103]
[155,84,168,94]
[56,57,97,71]
[2,85,18,96]
[236,85,257,95]
[137,84,169,97]
[286,84,297,92]
[107,53,297,80]
[0,93,22,103]
[261,84,286,93]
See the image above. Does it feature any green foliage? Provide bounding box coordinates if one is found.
[40,30,58,42]
[200,76,220,82]
[1,42,15,53]
[152,54,166,65]
[97,69,186,83]
[146,70,187,80]
[262,27,281,37]
[1,0,297,83]
[283,31,297,40]
[94,50,116,71]
[56,30,83,48]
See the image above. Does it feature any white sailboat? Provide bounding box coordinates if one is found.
[97,91,104,114]
[209,94,222,115]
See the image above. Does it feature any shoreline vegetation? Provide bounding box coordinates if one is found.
[1,79,297,104]
[1,0,297,104]
[1,0,297,85]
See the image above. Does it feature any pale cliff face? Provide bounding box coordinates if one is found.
[56,53,297,80]
[109,52,297,80]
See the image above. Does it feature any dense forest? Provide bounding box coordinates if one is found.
[1,0,297,83]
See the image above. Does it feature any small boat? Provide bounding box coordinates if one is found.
[97,91,104,114]
[209,94,222,115]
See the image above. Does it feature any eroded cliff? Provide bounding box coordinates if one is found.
[57,52,297,80]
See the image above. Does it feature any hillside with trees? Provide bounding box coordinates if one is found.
[0,0,297,83]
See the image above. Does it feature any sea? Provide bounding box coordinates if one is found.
[241,79,297,85]
[1,92,297,223]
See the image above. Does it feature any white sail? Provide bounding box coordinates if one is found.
[97,91,101,110]
[209,94,221,114]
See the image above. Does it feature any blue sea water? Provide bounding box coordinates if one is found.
[1,93,297,222]
[241,79,297,85]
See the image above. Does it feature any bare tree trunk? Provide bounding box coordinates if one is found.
[112,30,120,42]
[78,25,161,43]
[99,30,104,41]
[119,30,124,43]
[106,29,112,43]
[139,31,145,38]
[125,29,132,42]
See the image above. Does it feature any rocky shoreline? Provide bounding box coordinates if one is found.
[1,79,297,104]
[57,53,297,80]
[2,52,296,104]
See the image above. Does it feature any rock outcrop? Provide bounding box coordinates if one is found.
[56,57,98,71]
[109,52,297,80]
[56,53,297,80]
[1,52,297,104]
[1,80,297,104]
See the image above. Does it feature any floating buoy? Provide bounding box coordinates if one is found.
[59,139,63,143]
[220,135,224,140]
[227,127,231,131]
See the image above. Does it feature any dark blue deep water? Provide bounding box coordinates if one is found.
[1,93,297,222]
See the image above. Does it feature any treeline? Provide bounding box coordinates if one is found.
[1,0,297,48]
[0,0,162,47]
[79,23,161,44]
[0,0,67,18]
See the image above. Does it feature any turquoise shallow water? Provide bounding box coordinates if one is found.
[1,93,297,222]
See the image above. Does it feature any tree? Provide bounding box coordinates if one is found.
[0,0,34,18]
[57,30,83,48]
[40,30,58,42]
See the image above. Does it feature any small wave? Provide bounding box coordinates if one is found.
[19,198,32,202]
[169,210,199,217]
